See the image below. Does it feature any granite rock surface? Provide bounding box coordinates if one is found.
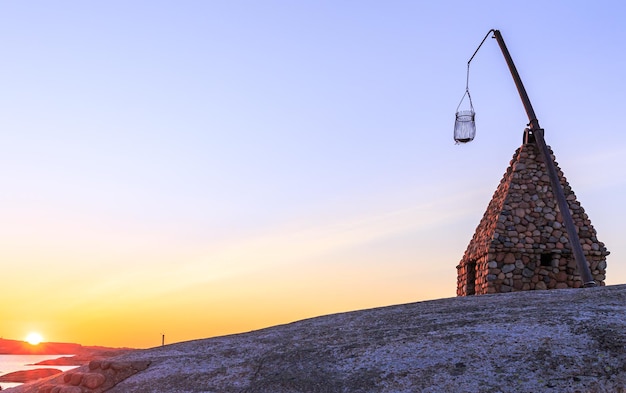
[8,284,626,393]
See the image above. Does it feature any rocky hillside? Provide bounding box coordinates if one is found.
[9,285,626,393]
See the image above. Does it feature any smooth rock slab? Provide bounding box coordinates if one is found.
[0,370,62,384]
[5,361,150,393]
[99,286,626,392]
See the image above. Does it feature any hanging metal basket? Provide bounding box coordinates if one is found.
[454,89,476,144]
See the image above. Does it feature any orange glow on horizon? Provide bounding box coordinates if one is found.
[25,332,44,345]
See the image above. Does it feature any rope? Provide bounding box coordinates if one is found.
[456,29,496,114]
[455,88,473,114]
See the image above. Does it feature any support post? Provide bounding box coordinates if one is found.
[491,30,596,287]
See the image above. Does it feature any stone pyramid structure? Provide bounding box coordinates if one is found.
[457,140,609,296]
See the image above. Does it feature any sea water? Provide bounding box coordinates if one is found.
[0,354,78,390]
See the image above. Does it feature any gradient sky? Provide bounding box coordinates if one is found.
[2,1,625,348]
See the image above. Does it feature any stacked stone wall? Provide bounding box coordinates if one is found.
[483,251,607,294]
[457,142,608,296]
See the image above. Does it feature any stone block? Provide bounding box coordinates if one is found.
[69,372,83,386]
[82,373,106,389]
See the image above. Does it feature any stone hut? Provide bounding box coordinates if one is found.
[457,139,609,296]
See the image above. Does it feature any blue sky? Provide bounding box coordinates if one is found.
[1,1,625,347]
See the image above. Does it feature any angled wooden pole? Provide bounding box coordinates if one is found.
[491,30,596,287]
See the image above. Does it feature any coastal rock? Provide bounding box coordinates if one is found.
[0,369,62,383]
[81,373,105,389]
[25,361,150,393]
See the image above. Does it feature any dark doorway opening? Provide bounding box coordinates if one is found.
[466,261,477,295]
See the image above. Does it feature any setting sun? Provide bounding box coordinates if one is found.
[25,332,44,346]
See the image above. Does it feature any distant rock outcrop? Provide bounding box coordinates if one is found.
[0,370,61,384]
[7,284,626,393]
[0,339,133,359]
